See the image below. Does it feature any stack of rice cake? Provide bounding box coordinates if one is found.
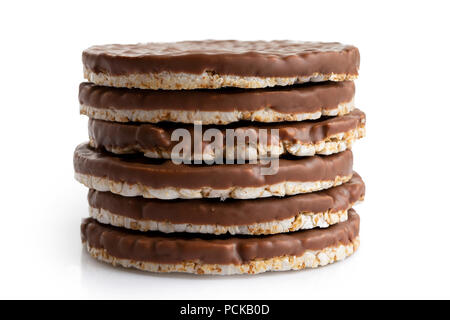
[74,40,365,275]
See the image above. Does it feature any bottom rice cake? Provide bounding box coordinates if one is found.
[87,173,364,235]
[81,209,360,275]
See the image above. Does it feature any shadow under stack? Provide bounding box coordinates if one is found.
[74,40,365,275]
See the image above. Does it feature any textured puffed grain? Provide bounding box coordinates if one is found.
[75,172,352,200]
[84,68,357,90]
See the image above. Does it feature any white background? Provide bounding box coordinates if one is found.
[1,0,449,299]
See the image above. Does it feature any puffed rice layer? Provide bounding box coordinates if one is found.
[84,68,358,90]
[75,172,352,200]
[89,205,363,235]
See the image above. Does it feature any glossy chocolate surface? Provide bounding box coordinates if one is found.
[82,40,359,77]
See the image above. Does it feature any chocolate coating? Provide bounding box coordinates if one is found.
[88,173,364,225]
[73,143,353,189]
[79,81,355,113]
[82,40,359,77]
[81,210,360,264]
[88,109,365,155]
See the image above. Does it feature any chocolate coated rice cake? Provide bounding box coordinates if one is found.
[81,210,360,275]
